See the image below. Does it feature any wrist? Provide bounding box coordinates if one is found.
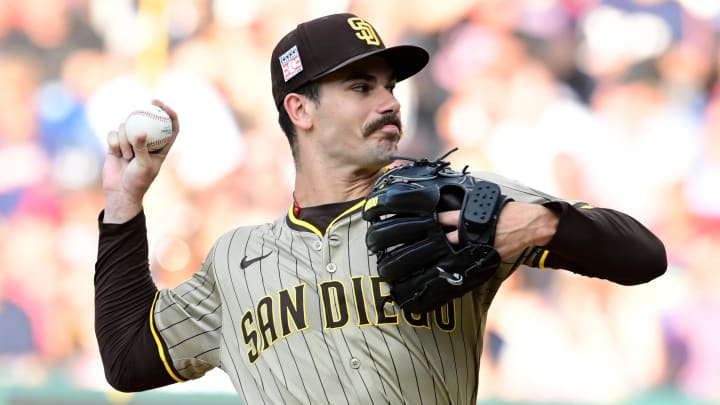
[534,206,559,247]
[103,192,143,224]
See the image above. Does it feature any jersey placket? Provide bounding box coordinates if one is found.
[326,216,381,404]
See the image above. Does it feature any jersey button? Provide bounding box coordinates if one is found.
[328,234,341,246]
[325,263,337,273]
[350,358,361,369]
[313,241,322,251]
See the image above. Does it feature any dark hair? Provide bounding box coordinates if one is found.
[277,81,320,157]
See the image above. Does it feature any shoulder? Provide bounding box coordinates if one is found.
[214,218,283,245]
[469,171,581,205]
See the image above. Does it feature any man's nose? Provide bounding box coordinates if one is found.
[377,85,400,115]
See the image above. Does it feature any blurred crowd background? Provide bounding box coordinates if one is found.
[1,0,719,404]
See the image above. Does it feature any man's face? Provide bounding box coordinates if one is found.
[309,56,403,170]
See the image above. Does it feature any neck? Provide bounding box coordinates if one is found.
[293,159,382,208]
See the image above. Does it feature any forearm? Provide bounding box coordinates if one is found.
[535,201,667,284]
[94,210,178,391]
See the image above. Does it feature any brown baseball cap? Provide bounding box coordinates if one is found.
[270,13,430,109]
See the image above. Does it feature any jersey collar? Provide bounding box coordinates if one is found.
[286,198,365,237]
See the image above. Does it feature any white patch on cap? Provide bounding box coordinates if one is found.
[279,45,303,82]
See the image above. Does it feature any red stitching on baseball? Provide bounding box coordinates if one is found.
[130,110,171,122]
[128,110,171,150]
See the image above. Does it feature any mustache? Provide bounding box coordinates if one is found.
[363,114,402,137]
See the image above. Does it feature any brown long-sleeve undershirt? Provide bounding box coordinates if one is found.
[538,201,667,284]
[94,201,667,391]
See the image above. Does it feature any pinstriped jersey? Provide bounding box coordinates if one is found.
[150,172,559,404]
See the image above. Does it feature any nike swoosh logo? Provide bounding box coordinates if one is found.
[240,252,272,270]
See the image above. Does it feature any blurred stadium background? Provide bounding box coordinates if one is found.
[1,0,719,404]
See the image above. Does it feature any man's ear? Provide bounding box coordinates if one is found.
[283,93,313,131]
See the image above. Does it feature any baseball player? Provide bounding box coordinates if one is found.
[95,13,667,404]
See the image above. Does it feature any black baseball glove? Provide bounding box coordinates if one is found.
[362,150,513,313]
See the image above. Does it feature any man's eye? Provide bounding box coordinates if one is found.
[352,84,369,93]
[386,85,396,94]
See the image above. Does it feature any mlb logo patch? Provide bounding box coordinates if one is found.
[280,45,303,82]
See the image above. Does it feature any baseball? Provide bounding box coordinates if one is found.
[124,105,173,152]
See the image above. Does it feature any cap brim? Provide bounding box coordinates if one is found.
[313,45,429,83]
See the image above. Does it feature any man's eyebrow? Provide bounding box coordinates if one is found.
[341,72,397,83]
[341,72,378,82]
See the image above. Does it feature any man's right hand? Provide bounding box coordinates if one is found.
[102,99,179,224]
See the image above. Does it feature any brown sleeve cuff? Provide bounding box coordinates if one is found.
[98,209,146,232]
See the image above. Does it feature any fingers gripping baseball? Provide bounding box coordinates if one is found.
[150,99,180,152]
[102,100,179,223]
